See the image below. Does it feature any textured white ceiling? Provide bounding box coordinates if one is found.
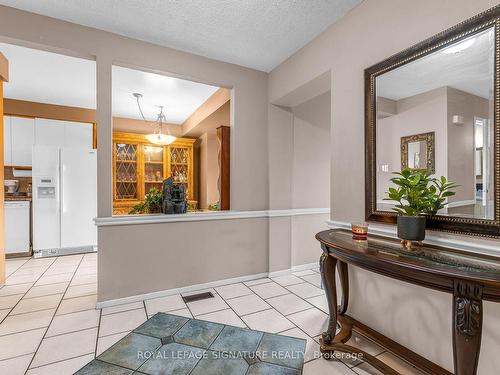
[113,66,219,123]
[0,0,362,72]
[0,42,96,108]
[377,28,494,101]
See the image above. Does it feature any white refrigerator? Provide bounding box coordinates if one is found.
[32,145,97,256]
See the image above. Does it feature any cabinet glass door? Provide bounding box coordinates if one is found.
[169,146,190,196]
[115,143,139,200]
[143,145,164,194]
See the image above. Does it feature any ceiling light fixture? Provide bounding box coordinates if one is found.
[443,38,475,54]
[133,92,177,146]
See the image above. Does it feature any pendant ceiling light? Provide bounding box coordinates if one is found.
[133,93,177,146]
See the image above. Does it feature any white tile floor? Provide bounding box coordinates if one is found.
[0,254,426,375]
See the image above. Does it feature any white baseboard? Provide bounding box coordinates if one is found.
[265,262,319,278]
[268,269,292,278]
[96,271,269,309]
[445,199,476,208]
[96,261,320,309]
[291,262,319,272]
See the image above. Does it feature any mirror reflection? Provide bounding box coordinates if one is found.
[376,27,495,219]
[401,132,435,173]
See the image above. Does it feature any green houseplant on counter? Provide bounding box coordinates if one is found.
[129,187,163,214]
[385,168,458,243]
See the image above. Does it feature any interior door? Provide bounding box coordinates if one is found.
[60,147,97,248]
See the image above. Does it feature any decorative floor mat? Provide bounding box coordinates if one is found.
[76,312,306,375]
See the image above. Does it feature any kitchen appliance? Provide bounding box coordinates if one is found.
[4,180,19,194]
[32,145,97,256]
[5,201,31,255]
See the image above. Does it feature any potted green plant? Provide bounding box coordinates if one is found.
[385,168,458,242]
[129,187,163,214]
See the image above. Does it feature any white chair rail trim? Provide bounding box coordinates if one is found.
[94,207,330,227]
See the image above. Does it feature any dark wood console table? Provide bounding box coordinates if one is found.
[316,229,500,375]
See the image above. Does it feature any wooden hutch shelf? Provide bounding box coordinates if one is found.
[113,132,195,215]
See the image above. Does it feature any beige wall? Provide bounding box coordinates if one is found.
[376,97,396,118]
[267,104,295,273]
[446,87,490,203]
[267,90,330,272]
[291,213,329,267]
[184,101,230,138]
[198,132,220,209]
[268,216,292,272]
[269,1,500,373]
[268,104,293,210]
[97,217,268,301]
[292,91,330,209]
[182,88,230,136]
[193,100,230,209]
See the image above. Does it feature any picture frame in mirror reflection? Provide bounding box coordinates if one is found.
[400,132,435,174]
[365,5,500,238]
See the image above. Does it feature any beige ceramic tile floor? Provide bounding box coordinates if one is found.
[0,254,426,375]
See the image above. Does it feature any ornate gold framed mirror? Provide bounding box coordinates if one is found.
[400,132,435,173]
[365,6,500,238]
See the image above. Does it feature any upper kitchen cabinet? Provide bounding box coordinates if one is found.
[4,116,11,165]
[11,116,35,166]
[35,118,65,146]
[35,118,93,148]
[64,121,93,148]
[2,115,35,167]
[2,117,94,167]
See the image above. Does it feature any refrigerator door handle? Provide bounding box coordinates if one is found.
[55,168,60,215]
[59,149,63,247]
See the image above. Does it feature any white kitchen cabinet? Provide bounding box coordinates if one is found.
[35,118,65,146]
[64,121,93,148]
[11,116,35,166]
[3,115,12,165]
[5,201,31,254]
[35,118,93,148]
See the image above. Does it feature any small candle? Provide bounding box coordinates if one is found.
[351,222,368,240]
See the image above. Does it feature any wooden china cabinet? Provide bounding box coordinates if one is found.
[112,132,195,215]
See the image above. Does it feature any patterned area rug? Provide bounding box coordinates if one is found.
[76,312,306,374]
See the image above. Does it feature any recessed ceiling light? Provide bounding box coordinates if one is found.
[443,38,475,54]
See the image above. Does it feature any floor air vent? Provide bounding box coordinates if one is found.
[182,291,214,303]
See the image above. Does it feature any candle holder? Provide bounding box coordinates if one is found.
[351,223,368,240]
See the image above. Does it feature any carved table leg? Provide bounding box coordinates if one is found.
[453,280,483,375]
[320,246,338,345]
[337,261,349,315]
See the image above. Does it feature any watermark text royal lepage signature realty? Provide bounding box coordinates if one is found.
[137,349,364,361]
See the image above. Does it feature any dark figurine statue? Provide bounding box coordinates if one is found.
[162,177,187,214]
